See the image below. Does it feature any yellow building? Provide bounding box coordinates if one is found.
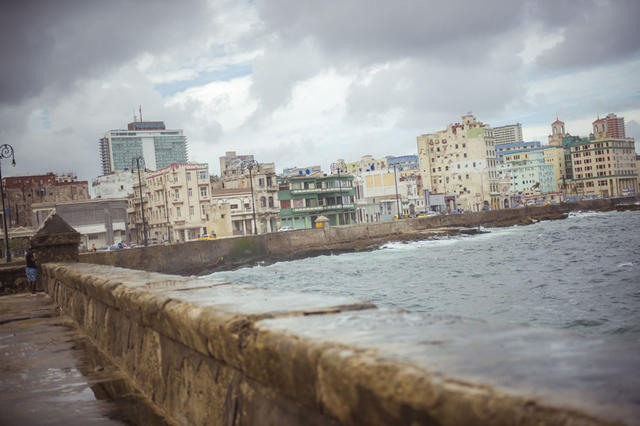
[417,114,508,211]
[203,202,232,238]
[568,138,638,197]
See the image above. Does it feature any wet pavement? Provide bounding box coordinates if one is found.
[0,293,168,426]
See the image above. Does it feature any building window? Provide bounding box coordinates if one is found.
[260,196,266,207]
[201,205,206,215]
[176,206,181,217]
[259,178,265,187]
[187,172,191,181]
[198,170,208,180]
[174,189,179,199]
[190,206,194,216]
[268,196,274,208]
[200,186,207,197]
[230,204,238,209]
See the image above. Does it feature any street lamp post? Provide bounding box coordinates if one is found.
[0,144,16,262]
[132,157,148,246]
[392,165,401,219]
[330,163,344,224]
[164,189,171,244]
[241,160,258,235]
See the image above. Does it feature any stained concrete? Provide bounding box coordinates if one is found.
[0,293,168,426]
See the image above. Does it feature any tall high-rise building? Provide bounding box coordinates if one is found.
[99,120,188,175]
[492,123,523,145]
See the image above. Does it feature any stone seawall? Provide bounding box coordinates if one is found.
[40,262,639,425]
[80,197,636,275]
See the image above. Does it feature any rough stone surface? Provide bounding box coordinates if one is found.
[39,262,638,426]
[30,212,81,266]
[0,265,27,295]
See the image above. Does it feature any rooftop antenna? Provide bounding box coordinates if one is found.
[139,105,143,122]
[133,109,137,122]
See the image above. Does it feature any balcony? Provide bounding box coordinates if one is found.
[291,203,355,213]
[291,187,353,195]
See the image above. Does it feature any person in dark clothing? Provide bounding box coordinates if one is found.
[25,249,37,294]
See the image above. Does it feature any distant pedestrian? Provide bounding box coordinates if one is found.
[25,248,37,294]
[91,244,96,252]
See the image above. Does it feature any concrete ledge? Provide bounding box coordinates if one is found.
[41,262,638,425]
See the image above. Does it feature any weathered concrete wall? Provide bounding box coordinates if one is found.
[40,262,639,425]
[79,197,637,275]
[0,265,27,295]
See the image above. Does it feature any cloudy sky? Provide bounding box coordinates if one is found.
[2,0,639,183]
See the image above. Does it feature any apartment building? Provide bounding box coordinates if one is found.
[354,168,424,221]
[212,161,280,235]
[2,173,89,228]
[128,162,210,244]
[498,151,556,197]
[567,137,637,197]
[417,114,508,211]
[331,155,388,175]
[492,123,523,145]
[92,170,135,199]
[279,174,356,229]
[495,141,542,162]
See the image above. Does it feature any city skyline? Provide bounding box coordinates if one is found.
[1,0,639,181]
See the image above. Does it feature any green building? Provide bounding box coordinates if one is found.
[278,174,357,229]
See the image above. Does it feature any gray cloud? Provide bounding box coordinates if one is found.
[250,0,640,119]
[534,0,640,70]
[257,0,523,65]
[0,0,213,105]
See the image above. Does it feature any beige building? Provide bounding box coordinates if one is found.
[568,137,638,197]
[332,155,388,176]
[417,114,508,211]
[203,203,232,238]
[212,161,280,235]
[355,169,424,221]
[129,162,211,244]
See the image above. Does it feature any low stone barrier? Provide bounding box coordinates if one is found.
[0,265,27,295]
[41,262,639,425]
[78,197,636,276]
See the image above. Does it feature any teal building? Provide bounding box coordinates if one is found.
[278,174,357,229]
[498,151,556,195]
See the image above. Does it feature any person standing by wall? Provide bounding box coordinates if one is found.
[25,248,37,294]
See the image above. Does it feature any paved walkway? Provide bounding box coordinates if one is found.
[0,293,167,426]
